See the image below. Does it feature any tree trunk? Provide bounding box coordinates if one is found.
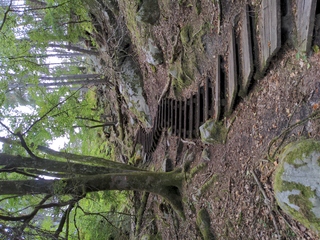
[35,146,141,170]
[0,170,184,217]
[48,43,99,56]
[39,74,100,81]
[8,78,109,89]
[0,138,138,171]
[0,153,140,175]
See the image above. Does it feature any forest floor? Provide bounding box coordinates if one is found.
[95,0,320,239]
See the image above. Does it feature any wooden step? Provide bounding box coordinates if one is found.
[259,0,281,73]
[296,0,317,53]
[215,56,221,121]
[227,26,237,115]
[239,5,253,96]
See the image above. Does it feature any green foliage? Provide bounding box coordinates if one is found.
[0,1,133,239]
[68,191,132,240]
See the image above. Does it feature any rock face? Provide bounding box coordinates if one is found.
[199,120,227,145]
[119,57,151,126]
[136,0,160,25]
[273,139,320,235]
[143,38,163,66]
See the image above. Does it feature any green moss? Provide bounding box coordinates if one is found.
[200,174,218,195]
[200,120,227,145]
[180,25,193,45]
[189,162,207,178]
[279,139,320,165]
[150,64,156,72]
[274,139,320,234]
[169,22,208,95]
[120,1,150,51]
[195,0,201,15]
[196,208,215,240]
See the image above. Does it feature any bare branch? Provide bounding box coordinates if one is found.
[15,132,38,159]
[0,195,51,222]
[77,205,119,230]
[22,88,81,135]
[0,121,14,135]
[54,198,79,239]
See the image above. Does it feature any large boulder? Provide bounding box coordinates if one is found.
[273,139,320,235]
[119,57,151,126]
[136,0,160,25]
[199,119,227,145]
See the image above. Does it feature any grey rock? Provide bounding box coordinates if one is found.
[273,139,320,234]
[136,0,160,25]
[199,119,227,145]
[201,148,210,161]
[119,57,151,126]
[144,38,164,66]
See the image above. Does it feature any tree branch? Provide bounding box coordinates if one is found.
[0,0,13,32]
[77,205,119,230]
[0,194,51,222]
[0,167,38,178]
[54,197,80,239]
[22,88,81,135]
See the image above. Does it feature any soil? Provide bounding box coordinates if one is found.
[94,0,320,239]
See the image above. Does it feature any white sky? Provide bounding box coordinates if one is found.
[0,105,68,151]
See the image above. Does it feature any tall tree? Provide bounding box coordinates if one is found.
[0,140,185,239]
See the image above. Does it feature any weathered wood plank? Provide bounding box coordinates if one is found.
[195,85,201,137]
[188,96,194,138]
[260,0,281,73]
[163,98,167,128]
[174,100,178,135]
[227,26,237,115]
[215,56,221,121]
[296,0,317,53]
[204,80,209,121]
[239,5,253,96]
[178,100,182,137]
[183,100,187,139]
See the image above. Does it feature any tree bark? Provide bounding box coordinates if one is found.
[0,153,139,175]
[8,78,109,89]
[48,43,98,56]
[0,137,139,171]
[0,170,184,216]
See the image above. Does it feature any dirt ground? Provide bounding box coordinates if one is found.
[96,0,320,239]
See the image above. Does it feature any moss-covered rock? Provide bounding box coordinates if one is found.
[143,38,164,66]
[199,120,227,145]
[119,57,151,126]
[136,0,160,25]
[273,139,320,235]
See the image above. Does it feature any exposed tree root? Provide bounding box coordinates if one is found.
[158,76,171,104]
[267,109,320,161]
[135,191,149,236]
[251,170,280,238]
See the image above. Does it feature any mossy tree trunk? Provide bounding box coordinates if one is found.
[0,169,184,216]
